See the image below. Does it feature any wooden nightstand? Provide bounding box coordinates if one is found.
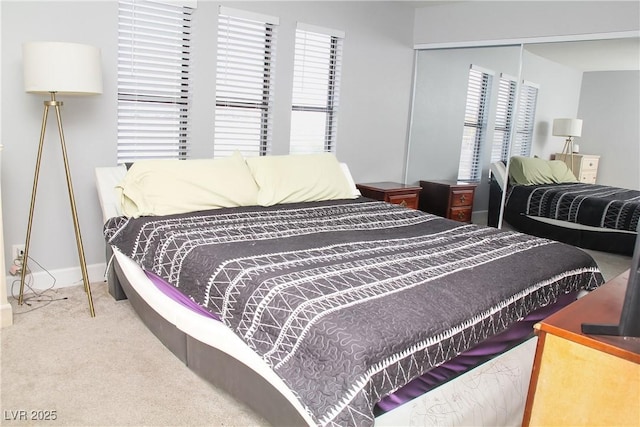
[356,182,421,209]
[418,180,477,223]
[555,153,600,184]
[523,270,640,426]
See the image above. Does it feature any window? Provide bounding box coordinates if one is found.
[490,74,517,163]
[117,0,194,164]
[458,66,493,182]
[490,77,539,163]
[214,7,278,158]
[290,24,344,154]
[512,82,539,158]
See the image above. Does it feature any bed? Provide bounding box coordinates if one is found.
[488,157,639,256]
[97,153,604,427]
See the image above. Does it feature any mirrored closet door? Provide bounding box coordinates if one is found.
[405,34,639,222]
[404,45,522,214]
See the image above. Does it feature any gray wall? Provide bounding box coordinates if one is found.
[521,50,584,161]
[1,1,416,283]
[578,71,640,189]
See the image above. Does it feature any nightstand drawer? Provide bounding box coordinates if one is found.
[450,207,472,223]
[581,157,599,172]
[579,172,598,184]
[388,193,419,209]
[451,190,474,207]
[419,180,477,223]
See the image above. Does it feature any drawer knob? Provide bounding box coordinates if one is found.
[457,211,465,220]
[460,195,466,203]
[399,200,407,207]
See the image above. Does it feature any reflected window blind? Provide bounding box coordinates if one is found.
[117,0,194,164]
[512,82,539,157]
[458,66,493,182]
[214,7,278,158]
[491,74,517,163]
[290,24,344,154]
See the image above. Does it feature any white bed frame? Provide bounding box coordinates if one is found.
[96,165,537,426]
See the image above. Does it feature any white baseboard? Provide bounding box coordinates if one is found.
[0,303,13,327]
[5,262,107,299]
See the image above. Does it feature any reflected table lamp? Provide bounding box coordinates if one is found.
[552,118,583,171]
[20,41,103,317]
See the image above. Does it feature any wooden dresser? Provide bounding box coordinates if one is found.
[554,153,600,184]
[356,182,421,209]
[418,180,477,223]
[523,270,640,426]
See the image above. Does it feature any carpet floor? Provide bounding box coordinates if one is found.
[0,282,268,426]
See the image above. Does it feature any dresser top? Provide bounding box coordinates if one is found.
[536,270,640,363]
[554,152,600,159]
[419,179,478,188]
[356,182,421,191]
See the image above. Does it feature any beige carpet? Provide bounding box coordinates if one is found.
[0,282,268,426]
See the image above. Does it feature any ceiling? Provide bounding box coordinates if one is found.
[524,38,640,72]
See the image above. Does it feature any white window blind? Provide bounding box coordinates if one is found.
[490,78,539,162]
[512,82,539,158]
[117,0,194,164]
[458,66,493,182]
[490,74,517,163]
[290,24,344,154]
[214,7,278,158]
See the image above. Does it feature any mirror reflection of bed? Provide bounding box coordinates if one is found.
[492,38,639,260]
[405,35,639,268]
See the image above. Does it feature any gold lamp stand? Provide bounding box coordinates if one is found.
[553,118,583,176]
[561,136,575,172]
[18,92,95,317]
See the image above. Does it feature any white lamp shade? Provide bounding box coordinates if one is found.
[552,118,583,137]
[23,42,103,95]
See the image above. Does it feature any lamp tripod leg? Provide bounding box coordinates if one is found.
[18,104,49,305]
[53,104,95,317]
[562,137,575,175]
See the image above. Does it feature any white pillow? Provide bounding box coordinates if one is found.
[95,165,127,221]
[490,162,508,190]
[116,152,259,218]
[245,153,357,206]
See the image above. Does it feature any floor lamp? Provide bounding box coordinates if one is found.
[19,42,103,317]
[552,118,583,172]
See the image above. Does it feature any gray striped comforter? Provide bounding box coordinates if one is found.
[506,183,640,232]
[104,198,603,426]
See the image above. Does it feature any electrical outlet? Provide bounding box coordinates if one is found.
[12,244,25,261]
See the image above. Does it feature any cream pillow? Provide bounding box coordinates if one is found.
[116,152,259,218]
[245,153,356,206]
[509,156,578,185]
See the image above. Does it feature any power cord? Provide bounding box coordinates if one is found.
[10,254,65,314]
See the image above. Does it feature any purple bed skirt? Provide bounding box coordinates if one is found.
[375,290,577,413]
[144,270,577,415]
